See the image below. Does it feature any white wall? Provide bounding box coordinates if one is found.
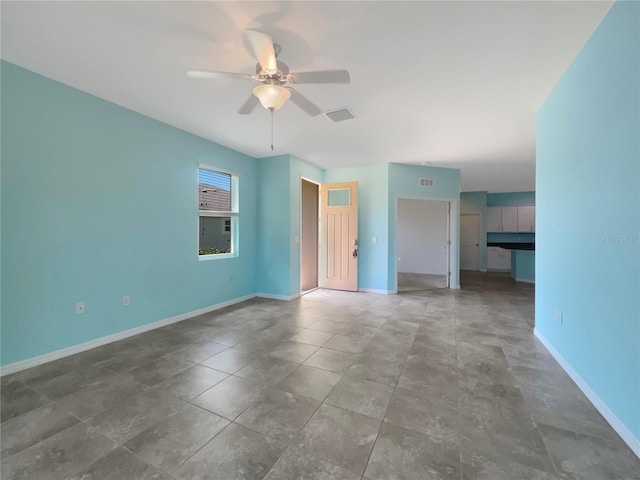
[396,199,449,275]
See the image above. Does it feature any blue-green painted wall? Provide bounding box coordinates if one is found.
[324,164,390,292]
[1,62,259,365]
[487,191,535,207]
[511,250,535,283]
[0,61,462,368]
[256,155,291,297]
[388,164,461,291]
[536,1,639,440]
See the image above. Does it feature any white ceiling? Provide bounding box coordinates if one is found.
[1,1,612,192]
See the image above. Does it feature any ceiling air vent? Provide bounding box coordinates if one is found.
[323,107,356,123]
[419,178,434,187]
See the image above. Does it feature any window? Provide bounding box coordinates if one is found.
[198,166,238,257]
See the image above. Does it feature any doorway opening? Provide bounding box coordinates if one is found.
[396,199,450,291]
[300,178,319,294]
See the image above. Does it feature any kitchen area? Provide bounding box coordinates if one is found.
[460,191,535,283]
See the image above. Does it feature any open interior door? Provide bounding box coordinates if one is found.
[319,181,358,292]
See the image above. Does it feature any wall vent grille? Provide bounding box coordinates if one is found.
[419,178,434,187]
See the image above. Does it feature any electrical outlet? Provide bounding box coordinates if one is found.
[372,236,377,243]
[76,302,85,314]
[268,271,273,278]
[123,296,130,306]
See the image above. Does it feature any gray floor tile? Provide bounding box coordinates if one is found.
[0,383,52,423]
[236,388,320,444]
[461,452,561,480]
[235,356,299,384]
[347,354,405,386]
[277,365,342,401]
[0,422,116,480]
[55,372,147,420]
[173,423,286,480]
[24,364,116,401]
[365,422,460,480]
[326,376,394,420]
[265,446,361,480]
[459,397,556,474]
[289,328,336,346]
[199,346,262,373]
[124,401,229,473]
[308,319,348,333]
[68,446,171,480]
[1,403,80,459]
[385,386,458,443]
[89,388,186,444]
[190,375,267,419]
[170,340,228,363]
[154,364,228,401]
[538,423,640,480]
[323,334,372,354]
[129,352,196,387]
[295,404,381,476]
[303,347,358,374]
[268,341,319,363]
[2,274,634,480]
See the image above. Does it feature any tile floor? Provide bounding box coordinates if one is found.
[1,272,639,479]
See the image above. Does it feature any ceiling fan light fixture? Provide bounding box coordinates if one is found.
[252,84,291,111]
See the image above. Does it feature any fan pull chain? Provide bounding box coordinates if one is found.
[270,108,274,151]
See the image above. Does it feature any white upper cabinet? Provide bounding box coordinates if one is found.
[517,206,535,232]
[487,207,502,232]
[501,207,518,232]
[487,206,519,232]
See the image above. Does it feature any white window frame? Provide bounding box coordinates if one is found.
[198,164,239,260]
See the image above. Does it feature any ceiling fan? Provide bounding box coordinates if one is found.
[187,29,350,116]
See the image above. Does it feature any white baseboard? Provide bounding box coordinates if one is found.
[359,288,394,295]
[0,294,256,377]
[257,293,299,301]
[534,329,640,459]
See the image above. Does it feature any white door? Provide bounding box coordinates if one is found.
[460,214,480,271]
[319,181,358,292]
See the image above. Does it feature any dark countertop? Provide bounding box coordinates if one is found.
[487,242,535,251]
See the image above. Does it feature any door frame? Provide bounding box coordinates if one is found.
[393,196,459,291]
[299,176,320,296]
[460,213,481,271]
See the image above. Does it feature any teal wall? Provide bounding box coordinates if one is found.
[1,61,259,365]
[487,191,535,206]
[536,1,639,441]
[388,164,461,290]
[460,191,488,270]
[324,164,390,292]
[256,155,291,297]
[511,250,535,283]
[0,60,462,368]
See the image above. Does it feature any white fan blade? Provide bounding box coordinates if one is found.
[289,70,350,84]
[187,69,253,80]
[238,95,260,114]
[289,88,322,116]
[243,29,277,74]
